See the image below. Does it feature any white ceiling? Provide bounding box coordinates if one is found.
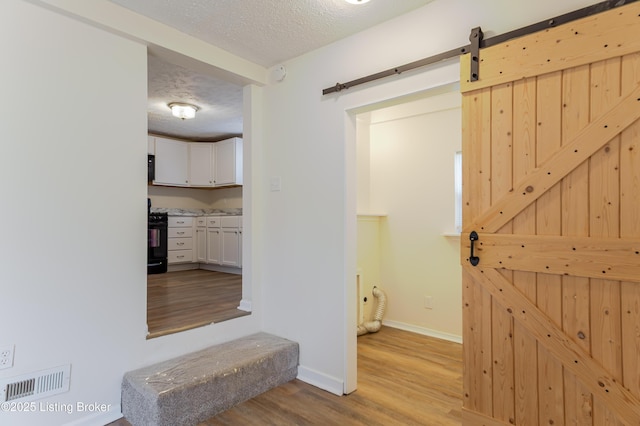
[108,0,435,141]
[147,54,244,141]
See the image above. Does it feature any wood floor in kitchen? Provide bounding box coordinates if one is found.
[146,269,249,339]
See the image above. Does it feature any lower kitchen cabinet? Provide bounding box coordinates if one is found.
[195,217,207,263]
[168,216,194,264]
[220,216,241,268]
[206,217,222,264]
[165,215,242,269]
[196,215,242,269]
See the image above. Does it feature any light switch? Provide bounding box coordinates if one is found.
[270,176,281,192]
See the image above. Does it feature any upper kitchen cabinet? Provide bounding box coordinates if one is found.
[149,136,242,188]
[214,138,243,187]
[189,143,214,187]
[153,137,189,186]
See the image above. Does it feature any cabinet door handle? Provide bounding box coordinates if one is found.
[177,242,184,246]
[177,231,185,235]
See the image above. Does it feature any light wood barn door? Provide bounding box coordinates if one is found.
[459,3,640,425]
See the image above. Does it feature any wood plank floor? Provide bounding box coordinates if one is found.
[111,327,463,425]
[147,269,249,339]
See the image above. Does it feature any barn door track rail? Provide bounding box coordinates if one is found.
[322,0,639,95]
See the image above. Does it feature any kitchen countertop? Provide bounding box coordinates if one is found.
[150,208,242,217]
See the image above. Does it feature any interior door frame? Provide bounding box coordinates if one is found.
[343,77,462,394]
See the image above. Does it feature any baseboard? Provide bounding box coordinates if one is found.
[296,365,344,396]
[382,320,462,344]
[198,264,242,275]
[63,404,122,426]
[238,299,252,312]
[167,263,242,275]
[167,263,199,272]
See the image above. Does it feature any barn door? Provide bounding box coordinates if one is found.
[460,3,640,425]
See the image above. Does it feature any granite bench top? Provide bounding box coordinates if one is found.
[150,208,242,217]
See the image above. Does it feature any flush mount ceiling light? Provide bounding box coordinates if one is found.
[345,0,370,3]
[168,102,198,120]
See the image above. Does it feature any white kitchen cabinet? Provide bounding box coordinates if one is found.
[167,214,242,269]
[195,217,207,263]
[150,136,242,189]
[214,138,243,187]
[220,216,242,268]
[189,143,215,187]
[221,227,241,267]
[239,216,243,268]
[154,137,189,186]
[167,216,194,264]
[206,216,222,264]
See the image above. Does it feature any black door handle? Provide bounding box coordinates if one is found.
[469,231,480,266]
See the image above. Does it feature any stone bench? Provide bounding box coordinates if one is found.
[121,332,299,426]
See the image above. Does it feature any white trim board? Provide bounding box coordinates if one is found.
[381,320,462,344]
[296,365,344,396]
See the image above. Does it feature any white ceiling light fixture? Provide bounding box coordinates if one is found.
[345,0,371,4]
[168,102,199,120]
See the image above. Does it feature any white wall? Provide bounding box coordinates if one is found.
[259,0,602,395]
[0,2,259,425]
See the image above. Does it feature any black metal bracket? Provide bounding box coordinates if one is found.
[469,231,480,266]
[469,27,483,82]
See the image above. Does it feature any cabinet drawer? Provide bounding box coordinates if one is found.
[195,217,207,227]
[221,216,240,228]
[168,237,193,250]
[168,216,193,227]
[207,216,221,228]
[168,227,193,238]
[168,249,193,263]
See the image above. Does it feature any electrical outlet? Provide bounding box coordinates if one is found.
[0,345,15,370]
[424,296,433,310]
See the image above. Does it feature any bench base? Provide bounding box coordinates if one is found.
[122,332,299,426]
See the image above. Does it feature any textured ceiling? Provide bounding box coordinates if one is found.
[109,0,435,140]
[147,54,243,141]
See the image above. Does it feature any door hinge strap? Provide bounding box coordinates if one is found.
[469,27,483,82]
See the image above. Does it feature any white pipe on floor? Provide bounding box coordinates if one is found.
[357,286,387,336]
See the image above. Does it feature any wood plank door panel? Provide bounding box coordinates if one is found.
[461,3,640,425]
